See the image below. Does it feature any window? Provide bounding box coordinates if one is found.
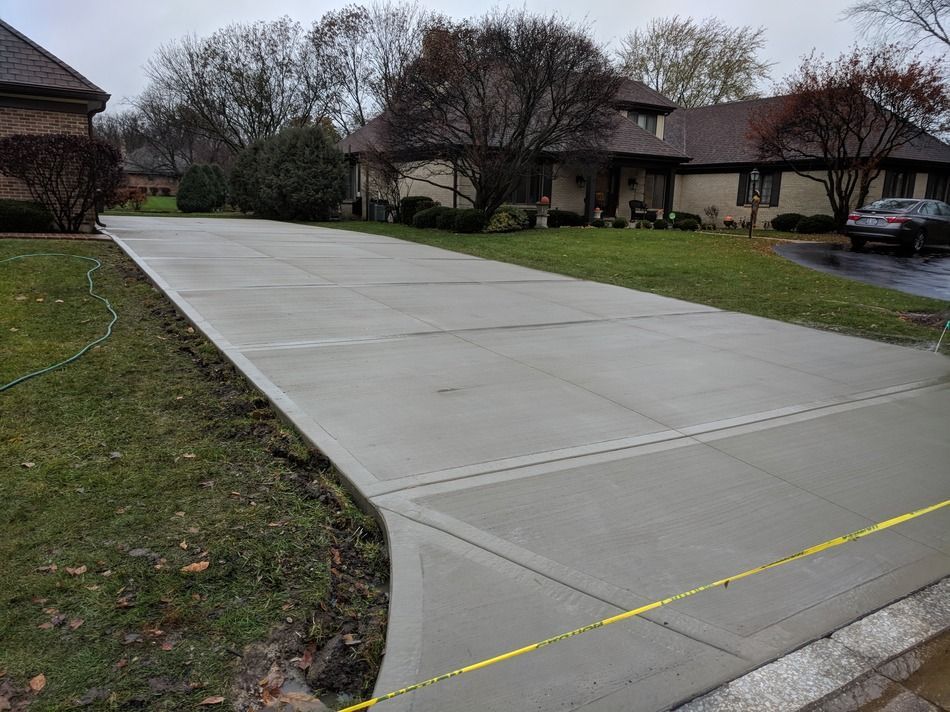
[925,173,949,202]
[346,162,360,200]
[629,112,658,135]
[736,170,782,206]
[643,171,667,209]
[506,165,553,205]
[917,201,938,216]
[882,170,916,198]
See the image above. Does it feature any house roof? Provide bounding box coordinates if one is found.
[613,79,678,112]
[605,113,689,161]
[665,96,950,168]
[0,19,109,102]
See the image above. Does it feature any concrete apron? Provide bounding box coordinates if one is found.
[102,217,950,712]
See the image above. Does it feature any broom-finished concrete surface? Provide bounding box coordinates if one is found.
[105,216,950,711]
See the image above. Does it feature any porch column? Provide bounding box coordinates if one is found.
[664,167,675,217]
[585,172,596,223]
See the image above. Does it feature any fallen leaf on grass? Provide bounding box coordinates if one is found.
[296,644,315,671]
[331,548,341,566]
[160,642,174,651]
[342,633,362,646]
[198,696,224,705]
[28,674,45,693]
[35,298,44,303]
[115,595,134,608]
[37,623,54,630]
[66,565,87,576]
[174,511,185,517]
[180,453,196,459]
[68,619,84,630]
[115,659,127,669]
[20,462,35,469]
[180,561,209,573]
[179,541,188,550]
[36,564,57,573]
[14,295,26,301]
[54,299,64,304]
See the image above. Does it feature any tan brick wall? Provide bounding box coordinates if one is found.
[0,106,89,201]
[124,173,180,196]
[675,170,888,225]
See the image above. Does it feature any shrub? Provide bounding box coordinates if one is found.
[796,214,837,234]
[107,186,147,211]
[653,218,669,229]
[703,205,719,226]
[0,199,53,232]
[177,165,218,213]
[455,208,487,233]
[771,213,805,232]
[591,218,606,228]
[676,218,700,231]
[204,164,228,208]
[413,205,452,229]
[160,187,171,197]
[400,196,435,225]
[611,216,629,228]
[486,204,529,233]
[672,211,701,224]
[633,220,653,229]
[0,133,123,232]
[548,209,584,228]
[436,207,461,230]
[227,126,346,220]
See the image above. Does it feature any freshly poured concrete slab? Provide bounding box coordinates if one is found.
[408,257,577,282]
[290,257,476,285]
[354,283,598,331]
[105,216,950,712]
[500,280,720,319]
[414,440,937,638]
[376,512,746,712]
[249,333,668,480]
[137,257,329,290]
[632,311,948,389]
[178,286,439,348]
[117,239,267,259]
[709,388,950,554]
[462,321,854,429]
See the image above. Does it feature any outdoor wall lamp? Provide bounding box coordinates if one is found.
[749,167,760,194]
[576,175,586,187]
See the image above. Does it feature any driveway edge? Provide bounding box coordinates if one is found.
[676,576,950,711]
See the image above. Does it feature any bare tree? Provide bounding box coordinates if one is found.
[749,46,950,227]
[844,0,950,49]
[311,1,434,135]
[144,17,332,152]
[381,10,621,216]
[618,16,773,108]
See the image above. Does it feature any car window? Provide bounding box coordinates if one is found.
[918,202,938,216]
[938,202,950,216]
[863,199,917,212]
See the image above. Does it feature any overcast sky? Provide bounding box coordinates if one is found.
[1,0,927,113]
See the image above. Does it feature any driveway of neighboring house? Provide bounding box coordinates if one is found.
[775,242,950,301]
[105,216,950,712]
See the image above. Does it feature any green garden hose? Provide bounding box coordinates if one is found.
[1,253,118,392]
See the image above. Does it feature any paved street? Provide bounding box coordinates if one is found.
[106,216,950,712]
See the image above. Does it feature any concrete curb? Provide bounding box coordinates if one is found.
[677,577,950,711]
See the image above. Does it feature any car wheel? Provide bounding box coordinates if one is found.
[900,230,926,255]
[850,237,866,251]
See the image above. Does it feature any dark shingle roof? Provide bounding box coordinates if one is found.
[613,79,678,111]
[338,116,385,154]
[605,113,688,160]
[665,96,950,167]
[0,18,108,99]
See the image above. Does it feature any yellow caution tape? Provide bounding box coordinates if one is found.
[340,498,950,712]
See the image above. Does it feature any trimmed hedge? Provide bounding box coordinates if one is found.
[0,199,52,232]
[177,164,219,213]
[401,196,435,225]
[455,208,486,233]
[797,214,837,234]
[771,213,805,232]
[676,218,700,231]
[436,207,460,230]
[486,205,530,233]
[633,219,653,229]
[653,218,669,229]
[612,217,629,228]
[671,211,701,224]
[591,218,606,228]
[548,209,584,227]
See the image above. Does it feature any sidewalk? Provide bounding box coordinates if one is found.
[105,216,950,712]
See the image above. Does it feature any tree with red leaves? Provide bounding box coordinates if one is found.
[0,134,123,232]
[749,46,950,227]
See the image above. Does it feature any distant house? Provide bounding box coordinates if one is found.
[121,146,183,197]
[0,19,110,207]
[339,80,690,221]
[665,98,950,224]
[340,84,950,225]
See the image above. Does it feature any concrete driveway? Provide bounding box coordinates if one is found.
[105,216,950,712]
[775,242,950,301]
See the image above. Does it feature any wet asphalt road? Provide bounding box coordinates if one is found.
[775,242,950,301]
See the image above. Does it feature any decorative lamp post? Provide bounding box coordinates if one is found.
[748,167,761,239]
[536,195,550,228]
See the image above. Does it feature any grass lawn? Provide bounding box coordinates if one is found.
[104,195,247,219]
[0,241,387,710]
[315,222,949,350]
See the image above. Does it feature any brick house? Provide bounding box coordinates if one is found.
[0,19,109,208]
[341,84,950,225]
